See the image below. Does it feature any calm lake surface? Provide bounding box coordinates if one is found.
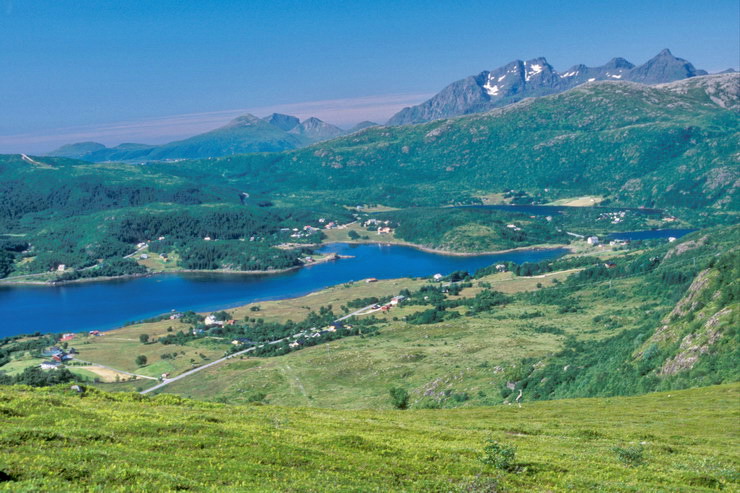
[0,243,569,337]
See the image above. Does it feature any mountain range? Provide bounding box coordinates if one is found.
[387,49,709,125]
[47,114,377,163]
[47,49,717,162]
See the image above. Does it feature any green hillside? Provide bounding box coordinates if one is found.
[0,383,737,491]
[162,77,738,211]
[2,76,737,280]
[140,226,735,409]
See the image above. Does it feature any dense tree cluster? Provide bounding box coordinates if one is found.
[0,366,76,387]
[0,334,59,368]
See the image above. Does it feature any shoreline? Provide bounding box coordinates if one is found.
[0,241,570,287]
[338,240,572,257]
[0,252,348,287]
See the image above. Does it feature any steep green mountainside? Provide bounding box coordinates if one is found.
[0,383,737,491]
[163,76,739,211]
[505,234,739,402]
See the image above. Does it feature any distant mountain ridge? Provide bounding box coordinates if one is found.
[47,113,346,162]
[387,49,709,125]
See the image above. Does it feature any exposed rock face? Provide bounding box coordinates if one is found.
[660,308,731,375]
[659,73,740,111]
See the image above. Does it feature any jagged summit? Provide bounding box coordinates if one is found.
[288,117,344,141]
[627,49,707,84]
[262,113,300,131]
[387,50,708,125]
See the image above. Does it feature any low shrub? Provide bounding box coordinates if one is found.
[480,439,516,471]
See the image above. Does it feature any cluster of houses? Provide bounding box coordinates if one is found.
[285,225,322,239]
[278,219,342,240]
[318,218,338,229]
[287,321,350,348]
[373,295,405,313]
[362,219,394,235]
[39,345,77,370]
[598,211,627,224]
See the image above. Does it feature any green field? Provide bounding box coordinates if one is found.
[0,383,737,491]
[160,274,661,408]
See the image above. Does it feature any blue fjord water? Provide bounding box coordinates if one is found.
[0,243,569,337]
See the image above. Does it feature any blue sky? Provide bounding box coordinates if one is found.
[1,0,738,153]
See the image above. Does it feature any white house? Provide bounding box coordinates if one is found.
[587,236,600,245]
[204,314,224,326]
[57,264,66,272]
[433,273,443,281]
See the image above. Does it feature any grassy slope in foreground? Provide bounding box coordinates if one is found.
[0,383,737,491]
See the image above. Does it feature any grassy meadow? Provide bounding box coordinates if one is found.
[0,383,737,491]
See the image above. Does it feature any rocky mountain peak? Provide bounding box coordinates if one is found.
[386,50,708,125]
[263,113,300,131]
[226,114,263,128]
